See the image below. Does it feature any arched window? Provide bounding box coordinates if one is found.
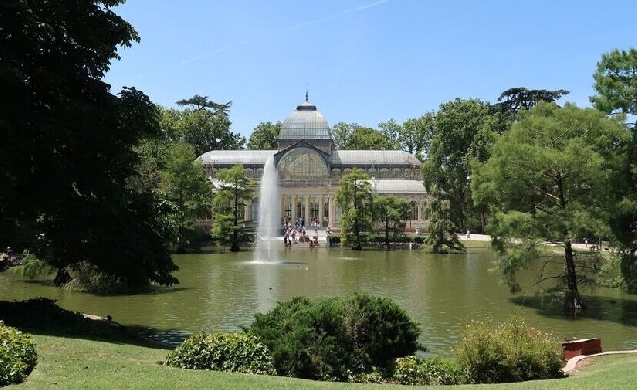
[277,147,328,180]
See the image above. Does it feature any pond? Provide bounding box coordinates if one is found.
[1,243,637,355]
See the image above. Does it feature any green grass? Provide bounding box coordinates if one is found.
[13,334,637,389]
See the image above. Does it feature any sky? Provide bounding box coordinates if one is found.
[105,0,636,140]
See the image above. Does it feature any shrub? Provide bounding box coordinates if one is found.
[166,332,276,375]
[393,356,466,385]
[0,298,122,339]
[0,321,37,386]
[245,293,421,381]
[453,316,564,383]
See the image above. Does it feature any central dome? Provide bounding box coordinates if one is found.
[278,96,331,140]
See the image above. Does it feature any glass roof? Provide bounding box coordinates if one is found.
[333,150,421,166]
[278,101,332,140]
[199,150,275,165]
[371,179,427,194]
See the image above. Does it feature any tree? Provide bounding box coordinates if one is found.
[377,119,402,149]
[331,122,361,149]
[159,142,212,252]
[343,127,393,150]
[373,195,408,250]
[490,87,570,121]
[421,98,497,232]
[247,121,281,149]
[0,0,177,287]
[471,102,629,309]
[171,95,245,156]
[336,170,373,250]
[399,113,435,159]
[212,165,255,252]
[423,188,465,254]
[591,48,637,119]
[591,48,637,290]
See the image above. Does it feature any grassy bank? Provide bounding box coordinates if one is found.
[11,333,636,389]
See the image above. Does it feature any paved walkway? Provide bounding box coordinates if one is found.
[563,350,637,374]
[463,233,599,252]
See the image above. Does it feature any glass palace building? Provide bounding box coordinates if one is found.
[199,96,430,230]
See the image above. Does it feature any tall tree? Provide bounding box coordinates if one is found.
[159,142,212,252]
[373,195,408,250]
[472,102,629,309]
[399,113,435,159]
[591,48,637,290]
[591,48,637,120]
[247,121,281,149]
[336,170,373,250]
[331,122,361,149]
[212,165,255,252]
[170,95,245,156]
[0,0,177,287]
[490,87,570,121]
[421,98,497,232]
[377,119,402,149]
[423,192,465,254]
[343,127,394,150]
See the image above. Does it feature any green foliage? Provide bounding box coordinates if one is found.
[372,195,408,250]
[0,321,37,386]
[0,1,178,288]
[14,253,54,279]
[343,127,394,150]
[166,332,276,375]
[212,165,255,252]
[591,48,637,116]
[158,141,212,250]
[472,102,630,305]
[491,87,569,121]
[173,95,245,156]
[247,121,281,149]
[245,293,421,382]
[400,113,435,159]
[335,170,373,250]
[453,316,564,384]
[64,262,131,295]
[393,356,465,386]
[423,197,465,254]
[0,298,124,340]
[422,98,498,231]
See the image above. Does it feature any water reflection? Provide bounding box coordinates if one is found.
[1,247,636,355]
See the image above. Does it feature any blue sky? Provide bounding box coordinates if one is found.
[105,0,636,139]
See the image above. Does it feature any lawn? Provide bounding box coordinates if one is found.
[13,334,637,390]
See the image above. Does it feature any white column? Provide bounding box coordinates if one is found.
[304,195,310,225]
[318,195,324,227]
[328,195,335,227]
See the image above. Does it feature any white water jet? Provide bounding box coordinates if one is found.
[254,157,280,261]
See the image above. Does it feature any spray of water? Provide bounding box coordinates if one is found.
[254,157,280,261]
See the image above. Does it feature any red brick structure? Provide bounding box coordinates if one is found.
[562,338,602,361]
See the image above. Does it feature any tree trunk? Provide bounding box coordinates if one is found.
[564,241,586,309]
[384,218,390,250]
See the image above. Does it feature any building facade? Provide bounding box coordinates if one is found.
[199,96,430,230]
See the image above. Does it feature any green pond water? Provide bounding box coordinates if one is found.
[1,244,636,355]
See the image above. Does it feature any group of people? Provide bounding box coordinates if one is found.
[282,216,320,248]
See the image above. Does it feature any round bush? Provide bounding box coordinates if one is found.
[166,332,276,375]
[0,321,37,386]
[245,293,422,381]
[453,316,564,383]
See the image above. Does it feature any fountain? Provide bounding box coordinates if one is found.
[254,157,280,261]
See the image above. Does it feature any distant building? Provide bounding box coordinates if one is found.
[199,94,430,230]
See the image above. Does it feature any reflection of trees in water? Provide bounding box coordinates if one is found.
[510,294,637,327]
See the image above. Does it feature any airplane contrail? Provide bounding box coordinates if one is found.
[129,0,392,80]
